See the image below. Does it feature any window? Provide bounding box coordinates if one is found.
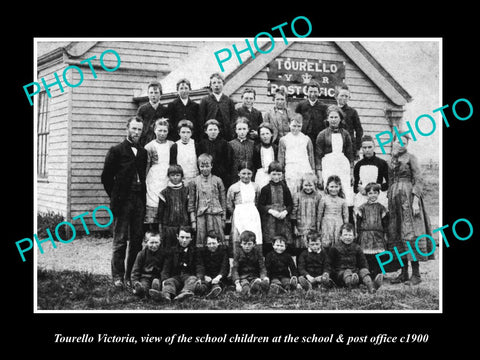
[37,92,49,178]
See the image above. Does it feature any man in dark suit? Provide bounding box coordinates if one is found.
[101,117,148,288]
[199,73,237,141]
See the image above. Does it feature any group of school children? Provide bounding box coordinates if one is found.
[105,72,431,303]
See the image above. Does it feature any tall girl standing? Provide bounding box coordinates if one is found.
[144,118,174,229]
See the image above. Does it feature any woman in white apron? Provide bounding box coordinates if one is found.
[316,106,354,207]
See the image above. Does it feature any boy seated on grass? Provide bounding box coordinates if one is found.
[232,230,269,297]
[195,230,230,299]
[297,230,331,291]
[326,223,381,294]
[131,232,167,298]
[150,226,199,302]
[264,235,299,294]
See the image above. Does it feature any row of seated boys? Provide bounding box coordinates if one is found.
[131,222,382,302]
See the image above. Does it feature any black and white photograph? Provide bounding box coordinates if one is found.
[33,38,441,312]
[7,8,479,355]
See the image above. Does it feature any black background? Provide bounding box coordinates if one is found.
[6,6,477,356]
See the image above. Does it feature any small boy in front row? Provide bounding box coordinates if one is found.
[297,230,331,291]
[327,223,381,293]
[232,230,270,296]
[195,230,230,299]
[150,226,199,302]
[131,232,167,298]
[265,235,299,293]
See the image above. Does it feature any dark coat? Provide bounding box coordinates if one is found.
[328,242,369,274]
[295,100,328,144]
[297,249,330,277]
[231,247,267,282]
[195,137,232,188]
[167,97,200,141]
[196,245,230,279]
[199,93,237,140]
[101,139,147,216]
[136,102,169,147]
[131,247,168,282]
[265,251,298,278]
[236,105,263,133]
[339,104,363,152]
[161,244,198,279]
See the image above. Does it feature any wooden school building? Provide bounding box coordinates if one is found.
[35,39,411,228]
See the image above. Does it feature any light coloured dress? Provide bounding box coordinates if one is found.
[144,139,173,223]
[318,194,348,246]
[174,139,198,186]
[227,181,262,255]
[278,132,314,194]
[321,133,354,206]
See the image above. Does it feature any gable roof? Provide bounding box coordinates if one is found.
[36,40,412,106]
[221,40,412,106]
[157,40,412,106]
[335,41,412,105]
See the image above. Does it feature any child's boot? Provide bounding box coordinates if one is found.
[374,273,384,289]
[391,263,409,284]
[409,262,422,285]
[362,275,375,294]
[351,273,359,286]
[133,281,145,297]
[289,276,298,291]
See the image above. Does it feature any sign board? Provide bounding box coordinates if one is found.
[266,57,346,99]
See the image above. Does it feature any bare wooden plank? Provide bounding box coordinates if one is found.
[71,162,104,169]
[71,155,110,163]
[71,128,126,136]
[70,196,111,204]
[72,169,103,176]
[71,182,104,189]
[71,107,137,116]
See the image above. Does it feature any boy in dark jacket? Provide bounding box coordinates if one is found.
[131,232,167,298]
[232,230,269,296]
[327,223,379,293]
[150,226,199,302]
[195,231,230,299]
[297,230,331,291]
[265,235,298,293]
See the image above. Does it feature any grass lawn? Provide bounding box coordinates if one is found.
[36,265,439,311]
[36,166,440,311]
